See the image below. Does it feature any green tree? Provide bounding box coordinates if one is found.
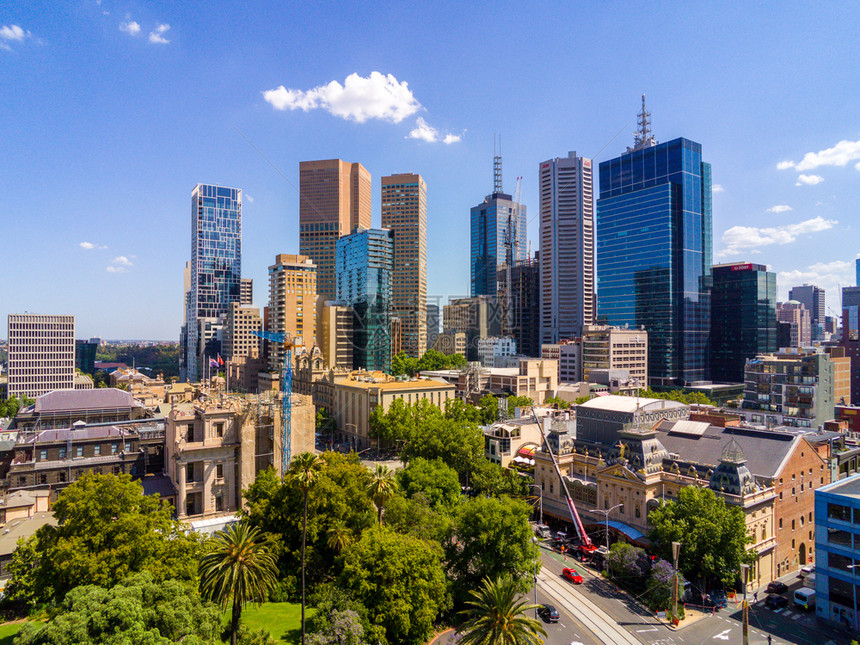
[288,452,325,645]
[456,574,546,645]
[506,396,533,415]
[401,413,484,482]
[367,464,398,526]
[470,460,529,498]
[396,457,461,510]
[15,572,221,645]
[340,527,450,645]
[316,407,336,445]
[390,352,419,377]
[326,519,353,554]
[444,398,481,424]
[543,395,570,409]
[477,394,500,425]
[445,496,538,604]
[306,609,365,645]
[5,473,203,607]
[242,454,375,598]
[648,485,753,587]
[199,523,279,645]
[383,494,452,543]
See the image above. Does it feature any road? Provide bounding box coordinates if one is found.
[533,544,850,645]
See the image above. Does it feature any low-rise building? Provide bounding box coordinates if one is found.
[329,371,456,450]
[478,337,517,368]
[542,340,581,383]
[13,388,149,431]
[420,358,558,404]
[581,324,648,385]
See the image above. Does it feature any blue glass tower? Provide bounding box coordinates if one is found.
[470,154,526,297]
[336,227,394,372]
[183,184,242,382]
[596,98,712,386]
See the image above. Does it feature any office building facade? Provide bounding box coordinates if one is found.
[711,262,777,383]
[789,284,825,340]
[842,286,860,405]
[267,254,317,373]
[381,173,427,358]
[497,257,541,358]
[777,301,812,348]
[443,296,503,362]
[299,159,371,301]
[184,184,242,383]
[581,324,649,385]
[596,101,712,386]
[336,228,394,372]
[222,302,262,363]
[8,314,76,398]
[539,151,594,343]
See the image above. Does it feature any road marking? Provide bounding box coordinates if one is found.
[791,613,801,620]
[713,629,731,640]
[773,608,784,614]
[637,627,658,632]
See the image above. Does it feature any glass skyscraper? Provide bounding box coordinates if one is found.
[596,102,712,386]
[336,227,394,372]
[470,155,526,298]
[710,262,776,383]
[183,184,242,382]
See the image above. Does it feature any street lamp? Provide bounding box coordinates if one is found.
[672,541,682,624]
[533,537,539,619]
[590,503,623,551]
[529,483,544,526]
[740,563,750,645]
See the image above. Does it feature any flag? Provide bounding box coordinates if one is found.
[217,354,224,366]
[209,358,219,368]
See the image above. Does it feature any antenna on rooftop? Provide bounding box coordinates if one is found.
[629,93,657,152]
[493,134,503,194]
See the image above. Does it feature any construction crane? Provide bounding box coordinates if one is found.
[251,330,294,476]
[504,176,523,336]
[531,408,596,558]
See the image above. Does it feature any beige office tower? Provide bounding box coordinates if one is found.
[539,151,594,343]
[317,300,355,370]
[240,278,253,305]
[268,254,317,372]
[222,302,262,362]
[299,159,372,301]
[8,314,75,398]
[381,173,427,358]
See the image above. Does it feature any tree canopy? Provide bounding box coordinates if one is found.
[396,457,461,510]
[390,350,467,377]
[647,485,753,587]
[444,496,538,604]
[339,526,450,645]
[14,572,221,645]
[5,473,203,608]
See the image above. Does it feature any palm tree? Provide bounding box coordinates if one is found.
[288,452,324,645]
[326,518,353,553]
[367,463,398,526]
[457,574,547,645]
[199,522,279,645]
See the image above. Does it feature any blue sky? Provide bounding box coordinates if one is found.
[2,1,859,340]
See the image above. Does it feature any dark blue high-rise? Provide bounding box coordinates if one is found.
[596,97,712,386]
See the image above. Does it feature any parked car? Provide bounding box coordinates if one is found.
[709,589,728,608]
[800,564,815,578]
[765,594,789,610]
[537,604,560,623]
[766,581,788,595]
[562,568,584,584]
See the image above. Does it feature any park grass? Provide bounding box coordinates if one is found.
[224,602,316,643]
[0,621,28,645]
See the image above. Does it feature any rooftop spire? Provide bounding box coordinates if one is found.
[493,134,503,193]
[628,93,657,153]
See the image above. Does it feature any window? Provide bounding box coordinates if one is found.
[830,503,852,522]
[792,519,796,531]
[76,446,83,458]
[39,449,47,461]
[94,445,101,456]
[779,519,783,529]
[111,443,118,454]
[186,463,195,482]
[39,473,47,485]
[215,423,224,438]
[216,464,224,479]
[59,471,66,483]
[59,447,66,459]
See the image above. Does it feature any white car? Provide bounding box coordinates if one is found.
[800,564,815,577]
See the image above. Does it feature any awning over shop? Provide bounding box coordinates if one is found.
[606,519,645,541]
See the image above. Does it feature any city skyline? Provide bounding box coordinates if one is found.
[2,3,859,339]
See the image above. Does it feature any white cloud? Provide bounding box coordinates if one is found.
[113,256,133,266]
[711,184,724,193]
[407,117,462,144]
[119,21,141,36]
[246,194,254,203]
[766,205,792,214]
[719,216,837,256]
[796,174,824,186]
[263,72,421,123]
[787,138,860,172]
[80,242,96,250]
[777,260,854,304]
[0,24,32,50]
[777,160,795,170]
[148,24,170,44]
[106,266,127,273]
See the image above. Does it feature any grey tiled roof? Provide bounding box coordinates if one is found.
[21,425,132,445]
[656,420,801,479]
[34,388,142,413]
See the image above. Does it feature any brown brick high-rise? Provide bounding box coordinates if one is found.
[299,160,371,301]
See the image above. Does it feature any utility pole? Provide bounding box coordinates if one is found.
[672,541,682,623]
[741,563,750,645]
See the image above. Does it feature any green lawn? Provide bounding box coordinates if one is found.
[224,602,315,643]
[0,621,27,645]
